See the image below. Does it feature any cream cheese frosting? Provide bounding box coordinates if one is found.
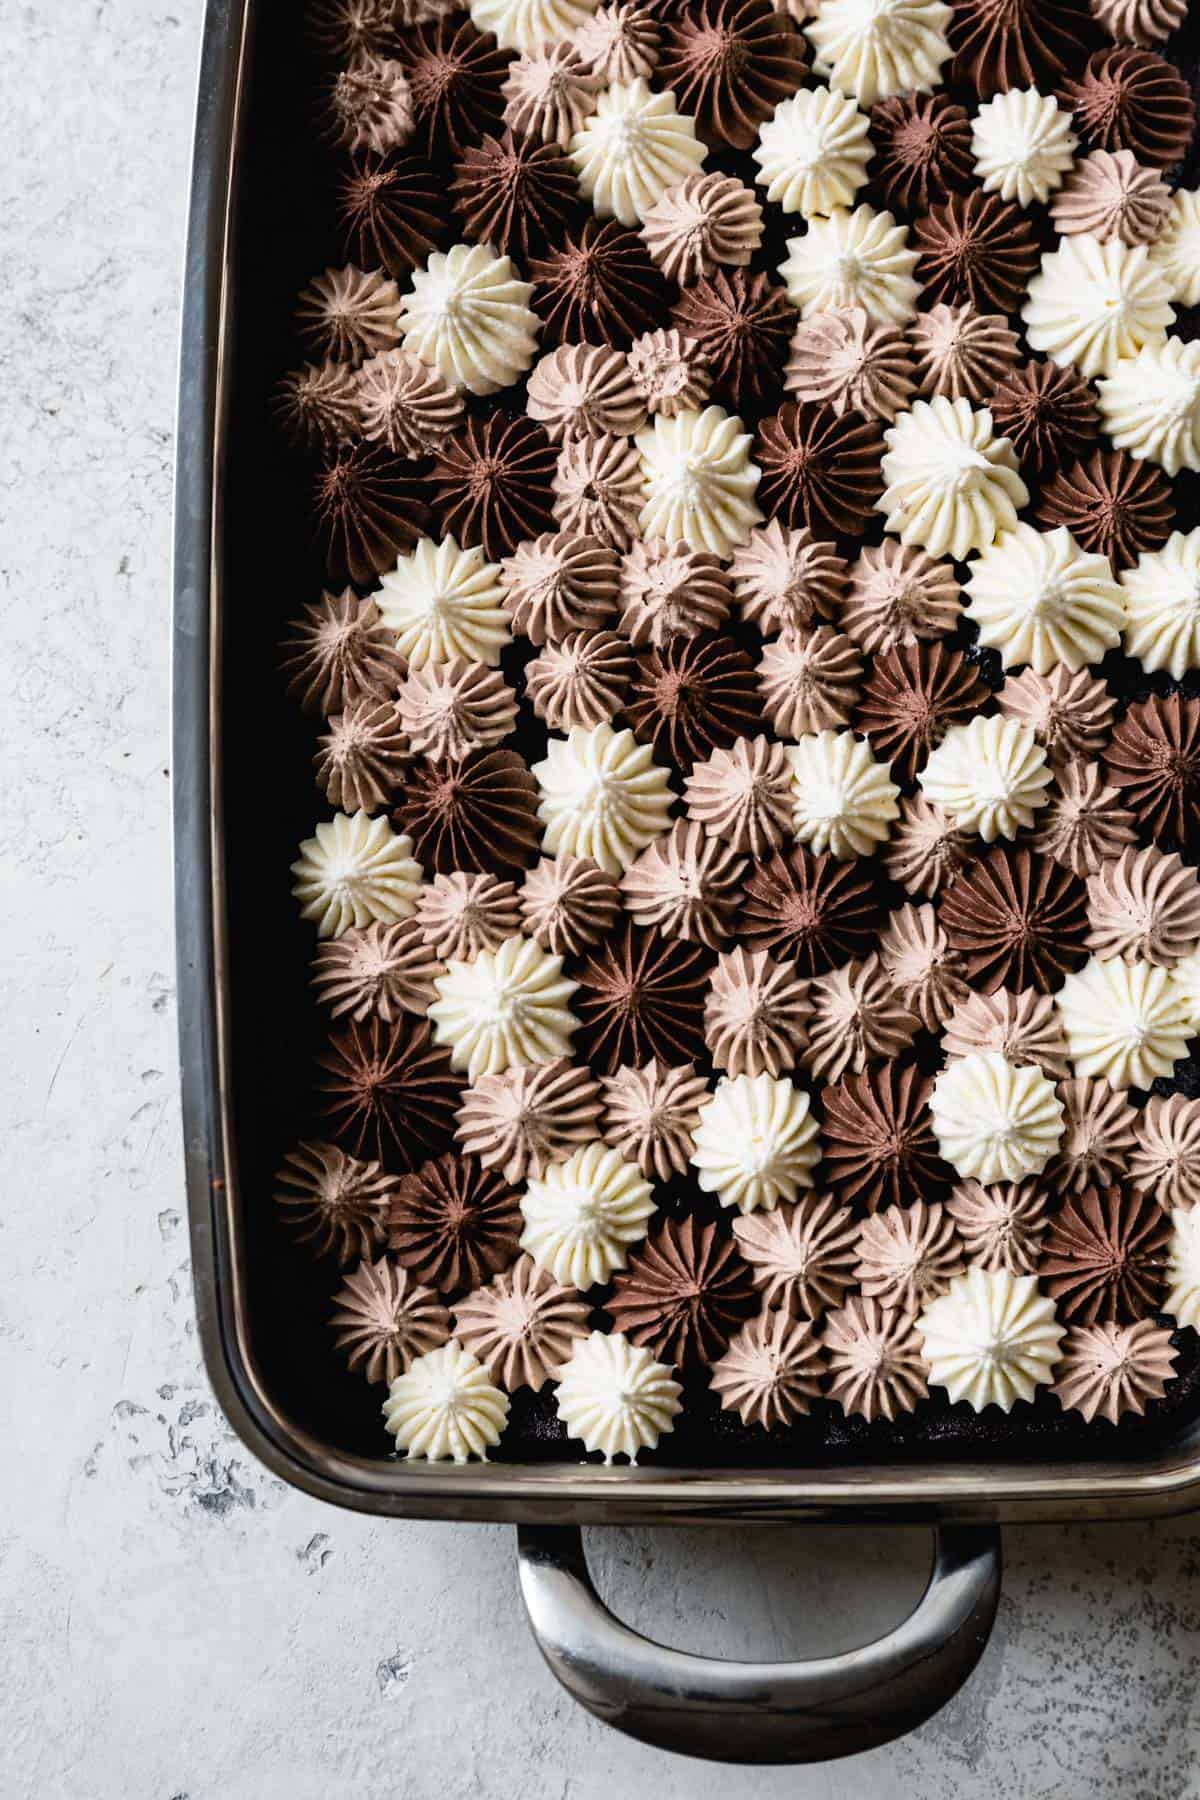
[877,397,1028,560]
[1096,339,1200,478]
[470,0,599,52]
[1152,188,1200,308]
[398,243,541,396]
[382,1341,510,1460]
[752,86,872,219]
[970,88,1077,209]
[963,525,1125,675]
[690,1072,821,1212]
[1164,1208,1200,1333]
[428,935,580,1080]
[1056,955,1193,1089]
[919,716,1052,843]
[377,534,511,668]
[1021,235,1173,381]
[554,1329,682,1461]
[1121,529,1200,679]
[636,405,764,557]
[778,204,921,325]
[1170,949,1200,1032]
[783,729,900,859]
[917,1266,1064,1412]
[805,0,952,105]
[569,78,706,227]
[532,720,675,873]
[520,1140,656,1285]
[292,812,423,939]
[930,1049,1064,1184]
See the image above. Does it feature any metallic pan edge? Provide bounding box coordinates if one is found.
[173,0,1200,1526]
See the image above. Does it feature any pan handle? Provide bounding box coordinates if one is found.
[516,1522,1001,1764]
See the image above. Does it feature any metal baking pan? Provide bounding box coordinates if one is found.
[173,0,1200,1761]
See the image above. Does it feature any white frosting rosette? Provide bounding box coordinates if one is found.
[1097,339,1200,477]
[554,1330,682,1461]
[1056,956,1193,1090]
[376,534,511,668]
[398,243,541,396]
[752,86,872,218]
[805,0,952,105]
[1165,1209,1200,1332]
[919,717,1052,842]
[292,812,423,939]
[691,1072,821,1212]
[1170,949,1200,1032]
[918,1268,1064,1412]
[636,405,764,556]
[569,78,705,227]
[428,935,580,1080]
[533,721,675,873]
[963,525,1125,674]
[930,1050,1064,1184]
[1152,188,1200,308]
[877,397,1028,560]
[470,0,599,51]
[1121,529,1200,679]
[521,1142,656,1285]
[970,88,1077,208]
[382,1342,510,1461]
[1021,234,1173,379]
[778,204,920,324]
[784,729,900,859]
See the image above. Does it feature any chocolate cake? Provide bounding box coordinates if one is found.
[228,0,1200,1465]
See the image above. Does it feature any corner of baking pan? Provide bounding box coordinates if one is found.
[172,0,1200,1528]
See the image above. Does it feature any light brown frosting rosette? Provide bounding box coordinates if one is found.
[784,309,915,422]
[946,1180,1051,1275]
[730,521,848,637]
[312,919,444,1023]
[878,902,969,1031]
[526,345,647,443]
[315,698,409,813]
[854,1201,964,1313]
[455,1059,605,1184]
[397,661,516,762]
[520,855,622,956]
[824,1297,930,1423]
[684,735,794,858]
[1085,847,1200,966]
[525,631,634,729]
[941,988,1072,1079]
[757,628,863,739]
[710,1307,826,1429]
[330,1256,451,1385]
[453,1257,590,1390]
[601,1061,710,1180]
[1129,1095,1200,1210]
[415,871,522,961]
[1052,1319,1177,1425]
[621,820,746,948]
[1050,148,1171,243]
[805,956,919,1084]
[703,946,811,1077]
[1049,1076,1140,1195]
[731,1194,859,1317]
[640,173,763,282]
[997,668,1116,768]
[499,533,620,646]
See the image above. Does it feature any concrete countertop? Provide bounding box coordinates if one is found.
[5,3,1200,1794]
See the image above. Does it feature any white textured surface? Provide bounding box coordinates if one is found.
[6,4,1200,1795]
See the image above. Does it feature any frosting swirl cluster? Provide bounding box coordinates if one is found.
[274,0,1200,1460]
